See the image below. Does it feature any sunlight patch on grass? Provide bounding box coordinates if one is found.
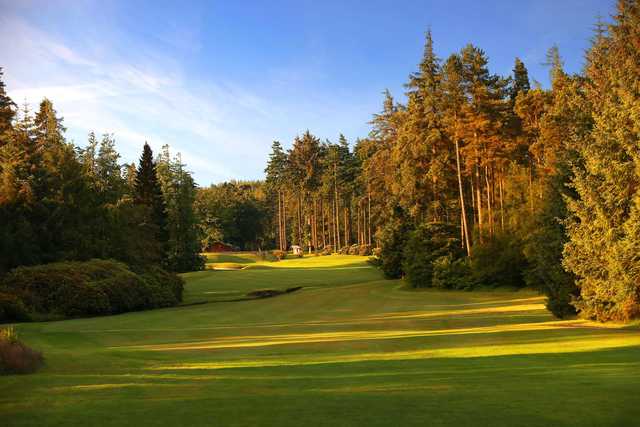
[365,303,547,321]
[48,383,160,392]
[148,334,640,371]
[115,320,597,352]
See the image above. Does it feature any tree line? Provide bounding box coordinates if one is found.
[0,0,638,323]
[259,1,640,322]
[0,78,203,274]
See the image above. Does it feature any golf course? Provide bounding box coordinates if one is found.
[1,254,639,426]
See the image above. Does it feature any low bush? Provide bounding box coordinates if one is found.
[379,214,414,279]
[321,245,333,255]
[0,327,44,375]
[347,244,359,255]
[0,292,30,323]
[469,236,528,288]
[402,223,463,288]
[431,255,473,290]
[358,244,372,256]
[138,266,184,307]
[0,260,184,320]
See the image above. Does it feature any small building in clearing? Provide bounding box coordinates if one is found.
[291,245,302,256]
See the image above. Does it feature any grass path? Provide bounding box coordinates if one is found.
[1,255,639,426]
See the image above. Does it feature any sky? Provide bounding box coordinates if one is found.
[0,0,611,185]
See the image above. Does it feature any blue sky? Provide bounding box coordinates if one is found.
[1,0,611,185]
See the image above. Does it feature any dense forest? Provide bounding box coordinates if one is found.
[255,2,640,322]
[0,76,204,320]
[1,1,639,323]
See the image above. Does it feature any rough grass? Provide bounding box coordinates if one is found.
[1,255,638,426]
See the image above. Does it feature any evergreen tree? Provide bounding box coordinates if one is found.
[156,146,204,272]
[397,30,448,221]
[96,134,124,203]
[510,58,531,102]
[135,142,168,263]
[265,141,289,250]
[0,68,16,146]
[564,1,640,321]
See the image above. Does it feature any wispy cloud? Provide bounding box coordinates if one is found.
[0,14,274,184]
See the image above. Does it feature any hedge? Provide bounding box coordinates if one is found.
[0,259,184,322]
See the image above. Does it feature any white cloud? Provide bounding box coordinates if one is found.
[0,15,274,184]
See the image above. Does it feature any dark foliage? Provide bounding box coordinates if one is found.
[470,236,528,288]
[0,260,184,320]
[379,209,414,279]
[402,223,464,288]
[0,293,30,323]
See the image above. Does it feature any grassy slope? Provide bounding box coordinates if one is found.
[1,255,639,426]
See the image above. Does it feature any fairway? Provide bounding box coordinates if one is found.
[2,255,639,426]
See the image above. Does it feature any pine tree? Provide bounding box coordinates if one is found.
[156,146,204,272]
[564,0,640,321]
[510,58,531,102]
[135,142,168,263]
[441,53,472,255]
[96,133,124,204]
[0,68,16,146]
[288,131,322,250]
[265,141,289,250]
[396,30,448,221]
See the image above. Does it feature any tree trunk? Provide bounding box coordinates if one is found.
[335,193,341,250]
[485,164,492,238]
[475,159,483,242]
[367,189,372,246]
[297,195,302,246]
[282,192,287,250]
[344,206,349,247]
[529,163,534,214]
[455,140,471,256]
[499,171,504,232]
[277,191,282,250]
[321,198,326,248]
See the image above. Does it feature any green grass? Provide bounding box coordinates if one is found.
[1,254,639,426]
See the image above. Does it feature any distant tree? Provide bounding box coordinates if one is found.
[156,145,204,272]
[96,134,125,204]
[134,142,168,264]
[510,58,531,102]
[265,141,289,250]
[288,131,323,250]
[0,68,16,146]
[195,181,268,251]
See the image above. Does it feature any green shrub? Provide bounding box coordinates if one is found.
[321,245,333,255]
[1,263,102,316]
[379,218,413,279]
[432,255,473,290]
[138,266,184,307]
[402,223,463,288]
[470,236,528,288]
[92,271,151,313]
[0,327,44,375]
[60,283,110,317]
[0,260,184,320]
[358,244,372,256]
[0,293,30,323]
